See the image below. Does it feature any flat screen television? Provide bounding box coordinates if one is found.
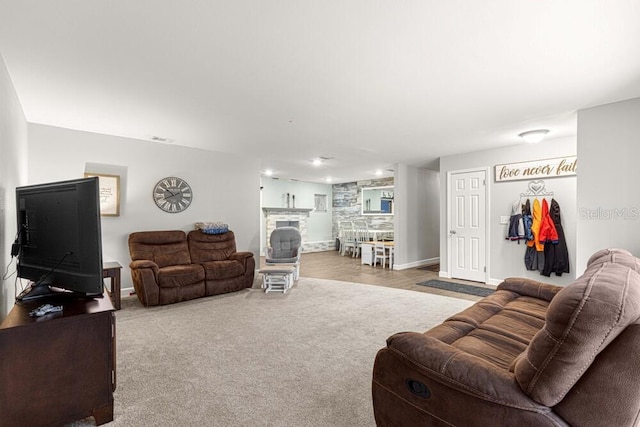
[15,176,104,303]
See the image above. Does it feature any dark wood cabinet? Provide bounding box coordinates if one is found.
[0,295,116,426]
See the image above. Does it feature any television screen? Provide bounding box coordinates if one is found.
[15,177,104,302]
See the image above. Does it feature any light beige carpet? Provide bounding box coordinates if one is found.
[71,278,474,427]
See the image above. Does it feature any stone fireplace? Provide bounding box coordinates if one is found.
[262,207,312,248]
[276,220,300,229]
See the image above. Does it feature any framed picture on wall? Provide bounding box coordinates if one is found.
[84,173,120,216]
[315,194,327,212]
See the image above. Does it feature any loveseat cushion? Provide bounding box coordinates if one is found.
[201,260,245,280]
[188,230,237,262]
[157,264,205,288]
[514,256,640,406]
[129,231,192,268]
[422,280,554,371]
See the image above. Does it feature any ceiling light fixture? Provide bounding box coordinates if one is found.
[264,169,273,176]
[312,158,323,166]
[325,177,333,183]
[518,129,549,144]
[375,169,383,176]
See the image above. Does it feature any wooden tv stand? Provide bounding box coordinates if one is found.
[0,294,116,426]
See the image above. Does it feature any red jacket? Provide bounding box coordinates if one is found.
[539,198,559,244]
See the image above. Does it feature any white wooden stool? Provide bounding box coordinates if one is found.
[259,266,296,293]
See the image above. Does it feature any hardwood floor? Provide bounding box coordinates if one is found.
[261,250,491,302]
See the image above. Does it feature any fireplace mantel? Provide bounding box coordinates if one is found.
[262,207,313,214]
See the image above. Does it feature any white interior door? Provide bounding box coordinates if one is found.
[448,169,487,282]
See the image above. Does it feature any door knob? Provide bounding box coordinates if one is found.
[449,230,457,234]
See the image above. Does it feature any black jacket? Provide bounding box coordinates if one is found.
[541,199,570,276]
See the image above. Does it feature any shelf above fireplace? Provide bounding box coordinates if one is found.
[262,207,313,214]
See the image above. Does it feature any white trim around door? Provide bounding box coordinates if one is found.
[445,167,490,283]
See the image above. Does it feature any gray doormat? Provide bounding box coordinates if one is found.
[416,279,495,297]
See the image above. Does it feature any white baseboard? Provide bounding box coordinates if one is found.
[393,257,440,271]
[439,270,503,287]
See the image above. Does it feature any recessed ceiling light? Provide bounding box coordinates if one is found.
[312,158,323,166]
[264,169,273,176]
[375,169,383,176]
[325,177,333,183]
[518,129,549,144]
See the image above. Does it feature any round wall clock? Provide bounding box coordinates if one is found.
[153,176,193,213]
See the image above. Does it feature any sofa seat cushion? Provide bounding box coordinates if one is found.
[157,264,205,288]
[201,260,245,280]
[424,288,551,371]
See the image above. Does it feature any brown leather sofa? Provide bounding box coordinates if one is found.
[128,229,255,306]
[372,248,640,426]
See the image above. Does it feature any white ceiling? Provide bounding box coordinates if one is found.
[1,1,639,183]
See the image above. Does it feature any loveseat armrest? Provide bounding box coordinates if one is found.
[385,331,547,410]
[498,277,562,302]
[229,251,253,261]
[130,259,159,271]
[129,260,160,306]
[229,251,254,270]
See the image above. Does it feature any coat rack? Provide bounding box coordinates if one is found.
[520,180,554,200]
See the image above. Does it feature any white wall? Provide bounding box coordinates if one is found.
[576,97,640,271]
[440,136,577,286]
[27,124,261,295]
[260,178,333,250]
[393,164,440,268]
[0,53,28,319]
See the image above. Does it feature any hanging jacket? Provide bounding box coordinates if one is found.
[542,199,570,277]
[526,198,544,251]
[525,245,544,271]
[522,199,533,242]
[539,198,559,244]
[506,201,524,242]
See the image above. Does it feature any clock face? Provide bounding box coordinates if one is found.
[153,177,192,213]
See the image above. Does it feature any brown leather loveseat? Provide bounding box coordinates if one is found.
[372,248,640,426]
[128,229,255,306]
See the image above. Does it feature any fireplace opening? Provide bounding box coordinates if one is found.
[276,220,300,229]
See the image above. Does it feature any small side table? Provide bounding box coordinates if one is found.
[103,261,123,310]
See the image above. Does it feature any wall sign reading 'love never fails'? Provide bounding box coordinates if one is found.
[494,156,577,182]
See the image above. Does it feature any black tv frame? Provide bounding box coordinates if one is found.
[15,177,104,303]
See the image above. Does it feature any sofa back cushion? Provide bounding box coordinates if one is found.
[129,230,191,268]
[586,247,640,272]
[188,230,237,262]
[514,250,640,406]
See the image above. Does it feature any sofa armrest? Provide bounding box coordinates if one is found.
[129,260,160,306]
[229,251,254,270]
[130,259,159,271]
[386,331,545,409]
[230,251,253,261]
[497,277,562,301]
